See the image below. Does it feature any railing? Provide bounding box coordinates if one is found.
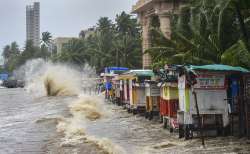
[132,0,153,12]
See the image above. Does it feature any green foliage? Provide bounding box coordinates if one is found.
[221,40,250,68]
[147,0,250,69]
[3,12,142,72]
[113,11,142,68]
[55,38,88,65]
[2,42,21,72]
[2,45,11,60]
[2,36,52,72]
[0,65,4,73]
[41,31,52,47]
[55,11,142,72]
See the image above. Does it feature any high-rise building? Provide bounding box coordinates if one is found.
[26,2,40,47]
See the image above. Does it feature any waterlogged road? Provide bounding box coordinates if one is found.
[1,88,250,154]
[0,88,73,154]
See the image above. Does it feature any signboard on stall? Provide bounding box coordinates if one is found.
[194,74,226,90]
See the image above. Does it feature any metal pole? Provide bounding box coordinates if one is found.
[192,89,205,146]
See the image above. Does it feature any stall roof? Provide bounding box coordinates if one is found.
[105,67,129,73]
[118,69,154,80]
[189,64,249,73]
[126,69,154,77]
[100,73,116,77]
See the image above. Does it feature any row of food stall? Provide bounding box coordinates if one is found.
[101,64,250,139]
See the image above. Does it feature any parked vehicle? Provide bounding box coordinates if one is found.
[2,79,25,88]
[3,80,18,88]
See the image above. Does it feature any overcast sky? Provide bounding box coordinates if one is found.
[0,0,136,53]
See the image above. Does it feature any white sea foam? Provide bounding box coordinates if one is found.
[16,58,125,154]
[57,95,125,154]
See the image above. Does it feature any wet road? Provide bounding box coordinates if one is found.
[1,88,250,154]
[0,88,73,154]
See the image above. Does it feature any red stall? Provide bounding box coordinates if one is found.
[160,82,179,132]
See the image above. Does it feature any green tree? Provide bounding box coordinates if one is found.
[58,38,88,65]
[2,45,11,61]
[54,12,142,72]
[17,40,45,67]
[146,0,250,68]
[41,31,53,59]
[2,42,21,72]
[10,42,20,55]
[41,31,52,47]
[87,17,116,71]
[113,11,142,68]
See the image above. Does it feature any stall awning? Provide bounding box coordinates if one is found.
[189,64,249,73]
[117,69,154,80]
[105,67,129,74]
[117,74,136,80]
[127,69,154,77]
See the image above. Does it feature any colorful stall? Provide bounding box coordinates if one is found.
[145,81,160,119]
[117,73,133,108]
[160,82,179,132]
[101,67,129,101]
[177,64,249,139]
[119,70,154,113]
[156,66,179,132]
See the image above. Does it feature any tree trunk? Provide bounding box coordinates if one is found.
[235,2,249,44]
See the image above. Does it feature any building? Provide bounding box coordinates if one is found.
[26,2,40,47]
[79,27,96,39]
[52,37,76,54]
[132,0,185,69]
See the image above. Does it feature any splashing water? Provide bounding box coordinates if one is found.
[56,95,105,140]
[85,136,126,154]
[14,59,82,97]
[69,96,104,121]
[56,95,125,154]
[42,65,81,96]
[14,59,125,153]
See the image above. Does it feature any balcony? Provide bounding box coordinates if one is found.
[132,0,154,13]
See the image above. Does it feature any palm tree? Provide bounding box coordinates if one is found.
[59,38,87,65]
[113,11,142,68]
[40,31,53,59]
[41,31,52,47]
[146,0,250,68]
[2,45,11,60]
